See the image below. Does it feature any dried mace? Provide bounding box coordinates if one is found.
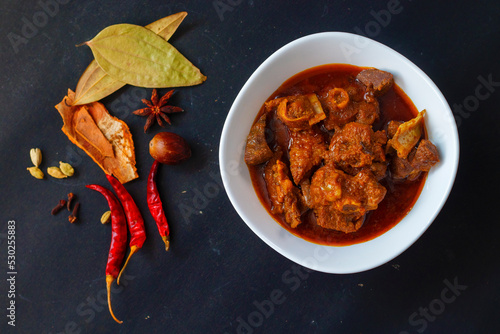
[133,89,183,132]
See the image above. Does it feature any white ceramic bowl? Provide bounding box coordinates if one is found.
[219,32,459,274]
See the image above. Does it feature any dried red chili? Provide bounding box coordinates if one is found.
[106,174,146,284]
[147,160,170,251]
[86,184,127,324]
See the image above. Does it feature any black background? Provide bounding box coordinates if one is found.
[1,1,499,333]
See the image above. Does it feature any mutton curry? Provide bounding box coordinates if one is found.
[244,64,439,246]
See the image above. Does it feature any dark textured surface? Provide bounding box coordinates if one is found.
[1,1,499,333]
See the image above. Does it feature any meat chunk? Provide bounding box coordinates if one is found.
[323,100,358,129]
[310,166,387,216]
[387,120,403,139]
[289,128,326,184]
[341,162,388,181]
[387,111,424,158]
[264,152,302,228]
[323,86,380,129]
[328,122,387,171]
[314,205,364,233]
[411,139,439,171]
[369,162,388,181]
[390,139,440,180]
[356,69,394,96]
[355,99,380,125]
[309,166,386,233]
[244,113,273,165]
[299,178,312,208]
[390,153,420,181]
[266,94,326,131]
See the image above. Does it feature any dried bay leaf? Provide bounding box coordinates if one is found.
[73,12,188,105]
[84,24,206,88]
[148,11,187,41]
[73,61,118,105]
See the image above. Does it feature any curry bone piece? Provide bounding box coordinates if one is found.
[387,110,440,180]
[309,166,387,233]
[322,81,381,130]
[388,110,425,158]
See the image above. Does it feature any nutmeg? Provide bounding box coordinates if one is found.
[149,132,191,165]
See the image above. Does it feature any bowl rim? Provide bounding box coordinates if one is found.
[219,31,459,274]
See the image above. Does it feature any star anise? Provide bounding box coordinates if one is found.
[133,89,183,132]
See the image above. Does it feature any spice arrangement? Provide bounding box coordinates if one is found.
[26,11,204,324]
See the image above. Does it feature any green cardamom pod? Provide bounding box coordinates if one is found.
[30,148,42,167]
[101,211,111,224]
[47,167,68,179]
[83,23,206,89]
[27,166,44,179]
[59,161,75,177]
